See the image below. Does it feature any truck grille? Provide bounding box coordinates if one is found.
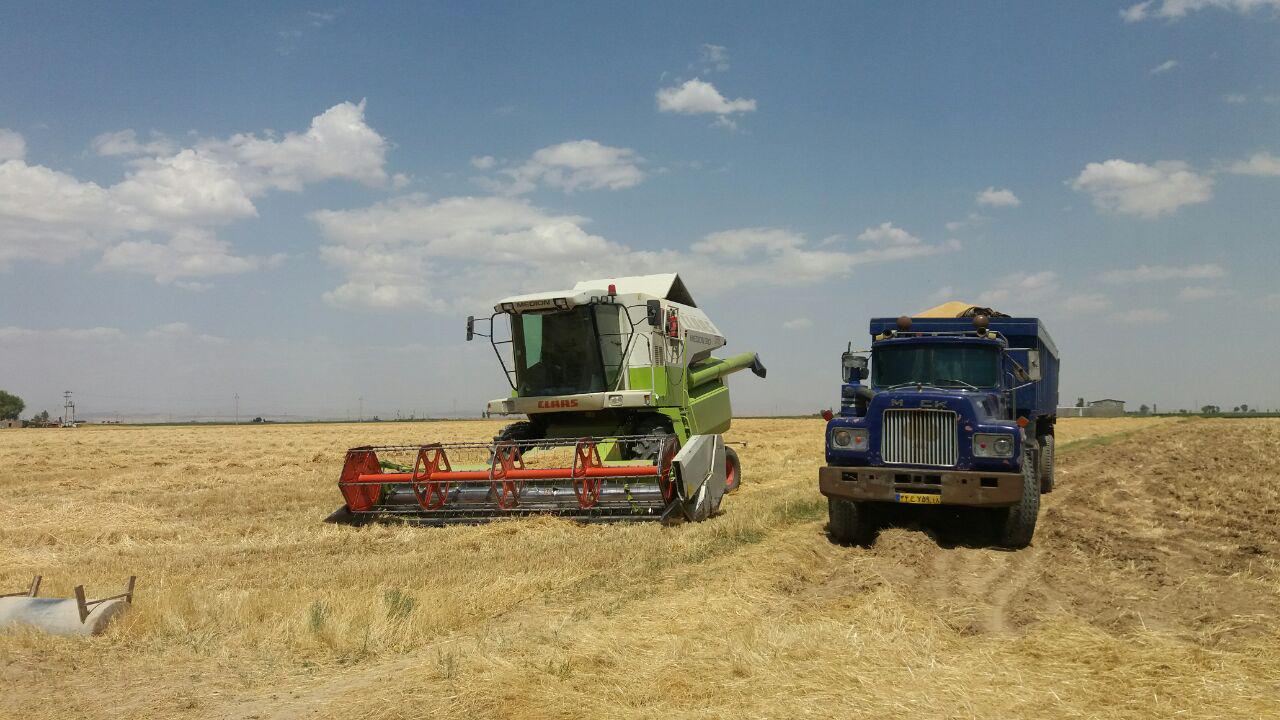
[881,409,958,467]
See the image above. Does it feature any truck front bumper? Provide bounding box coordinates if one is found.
[818,465,1023,507]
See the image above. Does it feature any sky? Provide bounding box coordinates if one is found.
[1,1,1278,421]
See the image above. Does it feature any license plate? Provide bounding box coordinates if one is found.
[895,493,940,505]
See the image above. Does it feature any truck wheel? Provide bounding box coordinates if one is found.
[724,447,742,494]
[1038,435,1055,494]
[828,498,877,546]
[996,450,1040,549]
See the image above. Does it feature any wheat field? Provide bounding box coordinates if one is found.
[2,416,1277,719]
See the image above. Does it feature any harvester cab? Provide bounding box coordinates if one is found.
[332,273,766,526]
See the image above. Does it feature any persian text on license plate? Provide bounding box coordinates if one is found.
[895,493,940,505]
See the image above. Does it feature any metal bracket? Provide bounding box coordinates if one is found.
[73,576,137,624]
[0,575,41,598]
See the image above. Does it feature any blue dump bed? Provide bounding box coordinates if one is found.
[868,316,1060,420]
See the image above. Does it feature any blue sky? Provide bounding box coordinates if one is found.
[2,1,1278,420]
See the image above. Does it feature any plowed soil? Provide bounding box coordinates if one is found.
[2,416,1277,719]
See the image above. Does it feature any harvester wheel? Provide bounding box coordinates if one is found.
[996,449,1041,549]
[630,419,675,460]
[724,447,742,494]
[1038,434,1055,494]
[496,421,541,443]
[827,498,877,546]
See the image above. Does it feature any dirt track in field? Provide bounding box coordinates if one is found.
[852,418,1280,645]
[3,416,1278,719]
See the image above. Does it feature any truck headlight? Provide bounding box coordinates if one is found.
[831,428,869,451]
[973,433,1015,458]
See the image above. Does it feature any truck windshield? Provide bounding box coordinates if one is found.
[873,343,1000,389]
[511,305,628,397]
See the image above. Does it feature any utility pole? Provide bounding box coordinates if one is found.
[358,396,364,423]
[235,393,240,425]
[62,391,76,427]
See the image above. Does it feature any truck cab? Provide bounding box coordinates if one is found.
[818,306,1059,548]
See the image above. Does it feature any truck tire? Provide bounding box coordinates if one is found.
[724,447,742,494]
[996,449,1040,549]
[828,498,877,546]
[1038,434,1055,494]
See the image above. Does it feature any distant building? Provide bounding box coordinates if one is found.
[0,419,19,429]
[1087,399,1126,417]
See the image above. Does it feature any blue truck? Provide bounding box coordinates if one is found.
[817,304,1060,548]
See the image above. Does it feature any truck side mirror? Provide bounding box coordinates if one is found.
[465,315,475,341]
[646,300,662,328]
[842,352,869,382]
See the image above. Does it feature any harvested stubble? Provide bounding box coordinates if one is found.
[1,416,1277,719]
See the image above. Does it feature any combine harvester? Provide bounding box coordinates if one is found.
[330,274,766,525]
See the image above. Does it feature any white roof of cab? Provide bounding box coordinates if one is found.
[572,273,696,306]
[494,273,697,312]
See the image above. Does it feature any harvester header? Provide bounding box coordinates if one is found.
[331,273,765,526]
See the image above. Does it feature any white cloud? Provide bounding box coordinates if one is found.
[0,159,129,268]
[1224,93,1249,104]
[200,99,388,192]
[946,213,989,232]
[692,227,803,258]
[656,79,757,118]
[782,318,813,330]
[1149,59,1180,75]
[685,226,954,289]
[99,228,285,285]
[1227,151,1280,176]
[111,149,259,222]
[1178,285,1234,301]
[1061,293,1113,314]
[493,140,645,194]
[0,101,388,284]
[0,322,229,347]
[313,194,620,310]
[145,321,225,343]
[90,129,177,157]
[1070,159,1213,218]
[1122,1,1155,20]
[927,285,956,303]
[470,155,496,170]
[976,187,1021,207]
[1107,308,1172,324]
[1102,263,1226,283]
[314,198,956,311]
[1122,0,1280,22]
[700,44,730,72]
[856,221,922,246]
[0,129,26,162]
[0,325,125,342]
[977,271,1059,307]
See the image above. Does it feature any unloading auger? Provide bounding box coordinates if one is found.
[328,273,765,525]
